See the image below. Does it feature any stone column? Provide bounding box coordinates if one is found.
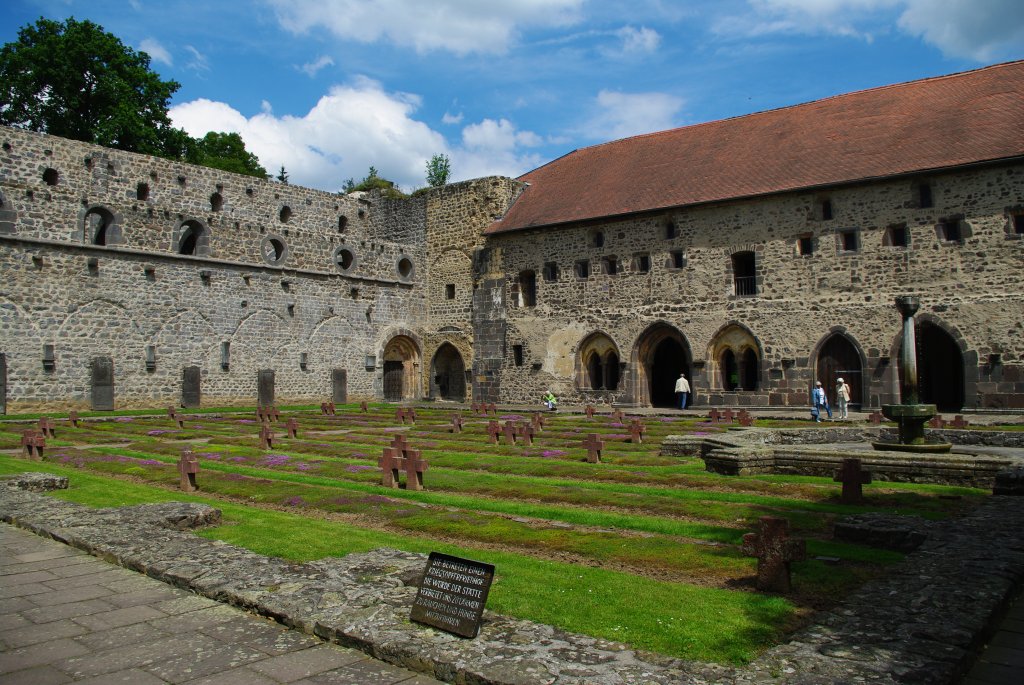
[895,296,920,405]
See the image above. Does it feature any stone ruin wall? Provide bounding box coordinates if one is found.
[489,163,1024,409]
[0,126,436,412]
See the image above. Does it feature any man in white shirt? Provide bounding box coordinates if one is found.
[674,373,691,409]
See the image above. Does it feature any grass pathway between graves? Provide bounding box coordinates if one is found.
[0,455,792,664]
[0,405,992,665]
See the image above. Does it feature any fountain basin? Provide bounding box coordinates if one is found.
[874,403,952,453]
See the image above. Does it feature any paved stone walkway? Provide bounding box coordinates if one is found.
[962,587,1024,685]
[0,523,442,685]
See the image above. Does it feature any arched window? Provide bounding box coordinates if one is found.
[577,333,621,391]
[176,219,210,256]
[710,324,761,391]
[721,349,738,390]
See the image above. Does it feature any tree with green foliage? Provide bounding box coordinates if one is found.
[344,166,406,198]
[425,153,451,187]
[0,17,185,158]
[186,132,267,179]
[276,165,289,184]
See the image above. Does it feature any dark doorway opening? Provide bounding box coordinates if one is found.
[182,366,201,408]
[332,369,347,404]
[383,361,404,401]
[0,353,7,415]
[650,338,687,407]
[257,369,275,406]
[817,335,863,409]
[916,322,964,411]
[90,356,114,410]
[432,344,466,401]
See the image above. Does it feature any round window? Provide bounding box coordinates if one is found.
[260,235,288,265]
[333,246,357,273]
[397,257,414,280]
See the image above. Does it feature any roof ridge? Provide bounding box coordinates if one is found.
[521,60,1024,176]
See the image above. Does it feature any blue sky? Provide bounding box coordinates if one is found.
[2,0,1022,192]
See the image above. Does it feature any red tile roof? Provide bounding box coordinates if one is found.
[486,61,1024,235]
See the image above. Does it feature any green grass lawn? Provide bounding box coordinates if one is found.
[0,405,990,664]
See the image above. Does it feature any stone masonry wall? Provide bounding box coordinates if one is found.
[490,163,1024,409]
[0,126,430,411]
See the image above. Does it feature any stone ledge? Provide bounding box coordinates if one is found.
[2,473,1024,684]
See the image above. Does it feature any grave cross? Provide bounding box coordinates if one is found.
[486,420,501,444]
[256,406,268,422]
[167,406,177,419]
[285,418,299,439]
[170,411,185,429]
[68,411,79,428]
[722,408,736,423]
[486,403,497,415]
[629,419,646,444]
[928,415,946,429]
[21,430,45,460]
[449,414,464,434]
[609,409,624,423]
[950,415,969,429]
[517,422,535,446]
[259,424,275,450]
[320,402,329,415]
[38,417,56,438]
[360,401,368,413]
[834,458,872,504]
[502,421,518,445]
[708,408,722,423]
[403,447,428,491]
[267,406,281,422]
[471,402,480,414]
[737,410,754,427]
[585,405,595,419]
[582,433,604,464]
[741,517,806,593]
[178,450,199,492]
[867,411,884,425]
[396,407,417,424]
[378,446,404,488]
[531,412,546,431]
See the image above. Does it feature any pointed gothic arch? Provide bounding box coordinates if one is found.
[382,334,421,402]
[632,323,692,407]
[814,331,866,408]
[576,332,621,391]
[708,323,762,391]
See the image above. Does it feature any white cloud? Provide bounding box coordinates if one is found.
[169,78,542,190]
[616,26,661,54]
[265,0,585,55]
[184,45,209,72]
[299,55,335,77]
[442,111,464,125]
[721,0,1024,59]
[581,90,685,141]
[139,38,172,66]
[897,0,1024,61]
[455,119,545,180]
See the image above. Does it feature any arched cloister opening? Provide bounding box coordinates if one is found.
[916,321,965,411]
[383,335,421,402]
[816,333,864,408]
[633,324,691,407]
[431,344,466,401]
[709,324,761,391]
[577,333,622,391]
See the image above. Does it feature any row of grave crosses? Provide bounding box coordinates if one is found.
[471,401,497,415]
[707,408,754,426]
[379,434,428,490]
[322,400,371,414]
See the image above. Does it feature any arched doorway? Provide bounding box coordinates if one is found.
[431,344,466,401]
[917,321,964,411]
[633,325,691,407]
[383,335,420,402]
[817,334,863,408]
